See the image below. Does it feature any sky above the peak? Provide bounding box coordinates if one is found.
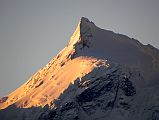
[0,0,159,97]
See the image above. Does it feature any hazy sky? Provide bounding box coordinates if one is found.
[0,0,159,97]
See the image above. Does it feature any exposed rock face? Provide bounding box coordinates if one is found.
[0,17,159,120]
[37,64,140,120]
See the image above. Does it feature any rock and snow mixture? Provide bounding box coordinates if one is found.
[0,17,159,120]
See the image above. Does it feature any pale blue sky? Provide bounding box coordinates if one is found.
[0,0,159,97]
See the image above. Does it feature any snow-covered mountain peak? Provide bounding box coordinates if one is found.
[0,17,159,120]
[68,18,159,84]
[79,17,95,32]
[69,17,94,46]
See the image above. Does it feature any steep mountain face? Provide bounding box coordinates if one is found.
[0,17,159,120]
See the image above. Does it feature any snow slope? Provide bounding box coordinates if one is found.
[0,17,159,120]
[73,18,159,84]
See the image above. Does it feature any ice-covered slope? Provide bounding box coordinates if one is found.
[0,17,159,120]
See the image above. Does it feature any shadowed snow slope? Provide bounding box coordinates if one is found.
[0,17,159,120]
